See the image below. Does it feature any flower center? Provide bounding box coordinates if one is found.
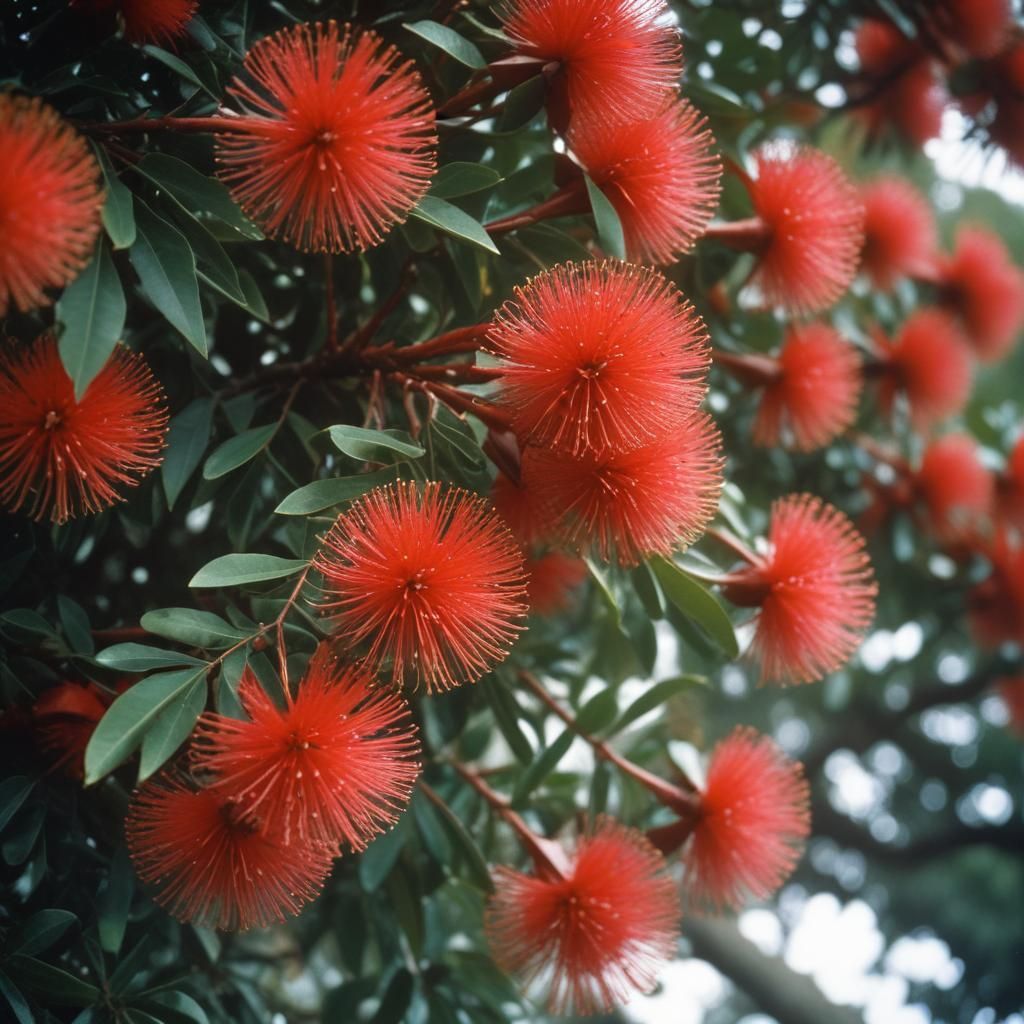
[43,410,61,431]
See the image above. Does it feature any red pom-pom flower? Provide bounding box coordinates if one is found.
[683,727,810,909]
[569,98,722,264]
[969,531,1024,647]
[485,819,679,1015]
[522,413,723,566]
[0,95,103,316]
[744,143,864,314]
[489,262,710,455]
[499,0,681,129]
[126,776,335,931]
[524,552,587,614]
[194,647,421,849]
[314,482,528,692]
[0,336,168,524]
[32,682,111,778]
[723,494,877,684]
[859,176,937,290]
[751,323,862,452]
[915,434,994,544]
[939,226,1024,362]
[933,0,1013,59]
[875,309,974,431]
[217,21,436,253]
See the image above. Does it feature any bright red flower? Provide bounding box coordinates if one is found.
[969,531,1024,646]
[217,21,436,253]
[485,819,679,1015]
[194,647,421,849]
[859,177,937,290]
[126,777,335,931]
[752,323,861,452]
[939,226,1024,362]
[933,0,1013,58]
[997,676,1024,734]
[854,20,947,146]
[314,482,528,692]
[683,727,810,909]
[525,552,587,614]
[0,336,168,524]
[492,470,550,548]
[522,413,723,566]
[499,0,681,129]
[745,143,864,314]
[723,494,877,685]
[489,262,710,455]
[916,434,995,544]
[32,682,110,778]
[569,99,722,264]
[0,95,103,316]
[876,310,973,431]
[120,0,196,43]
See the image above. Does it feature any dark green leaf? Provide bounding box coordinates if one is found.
[497,76,546,132]
[632,562,665,620]
[162,397,214,507]
[141,46,217,98]
[421,792,492,891]
[56,238,126,398]
[650,557,738,657]
[0,778,34,835]
[372,968,414,1024]
[430,162,503,199]
[584,558,621,627]
[584,175,626,260]
[139,608,247,648]
[0,972,33,1024]
[328,426,424,463]
[9,910,77,957]
[95,144,135,249]
[203,424,275,480]
[411,196,500,255]
[141,992,210,1024]
[97,846,134,956]
[358,818,408,892]
[95,643,206,672]
[85,666,208,783]
[135,154,261,239]
[58,595,94,656]
[5,956,99,1006]
[511,727,574,805]
[137,670,207,781]
[483,680,533,763]
[274,469,397,515]
[612,675,707,734]
[404,21,485,68]
[189,553,307,588]
[576,688,618,733]
[130,200,207,357]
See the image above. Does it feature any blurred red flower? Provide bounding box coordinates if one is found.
[859,176,937,291]
[916,434,995,545]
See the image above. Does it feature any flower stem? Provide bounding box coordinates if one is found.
[485,181,589,237]
[703,217,772,252]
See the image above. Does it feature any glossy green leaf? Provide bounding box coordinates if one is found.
[584,558,621,627]
[5,956,100,1006]
[85,666,208,783]
[189,553,307,588]
[511,727,574,805]
[358,818,408,892]
[483,680,533,763]
[404,21,485,68]
[130,200,207,356]
[274,469,397,515]
[497,75,546,132]
[410,196,500,255]
[611,675,707,734]
[421,792,492,892]
[95,643,206,672]
[0,972,33,1024]
[56,237,126,398]
[97,846,134,956]
[9,910,77,957]
[430,162,503,199]
[650,556,739,657]
[584,175,626,260]
[57,595,94,656]
[137,671,207,781]
[162,397,215,507]
[0,777,35,834]
[95,145,135,249]
[203,424,276,479]
[139,607,247,648]
[141,45,217,98]
[328,426,424,463]
[141,992,210,1024]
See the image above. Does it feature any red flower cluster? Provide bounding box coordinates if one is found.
[683,727,810,909]
[127,777,336,931]
[969,532,1024,647]
[486,820,679,1015]
[500,0,682,130]
[723,494,877,684]
[859,177,937,291]
[217,21,436,253]
[489,262,710,455]
[194,646,421,848]
[315,482,528,691]
[0,95,103,317]
[32,682,111,778]
[931,0,1014,59]
[854,19,947,146]
[569,100,722,263]
[72,0,197,44]
[751,323,862,452]
[744,143,865,314]
[938,226,1024,362]
[0,336,168,524]
[915,434,994,546]
[875,309,974,431]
